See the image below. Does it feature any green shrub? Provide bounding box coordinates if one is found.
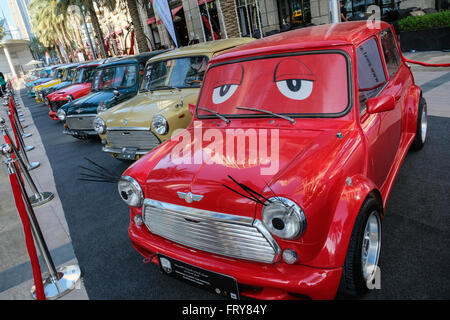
[398,10,450,31]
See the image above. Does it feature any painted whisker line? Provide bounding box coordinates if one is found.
[83,157,119,178]
[79,165,117,180]
[223,175,272,206]
[78,173,118,182]
[222,184,266,206]
[77,178,117,183]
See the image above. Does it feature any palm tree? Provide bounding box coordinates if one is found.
[28,0,75,62]
[57,0,117,59]
[0,25,5,41]
[126,0,149,52]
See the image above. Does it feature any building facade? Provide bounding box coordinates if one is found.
[142,0,440,49]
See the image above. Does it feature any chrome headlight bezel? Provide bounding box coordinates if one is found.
[152,115,169,135]
[93,117,106,134]
[118,176,143,207]
[56,109,66,121]
[262,197,307,240]
[97,101,107,114]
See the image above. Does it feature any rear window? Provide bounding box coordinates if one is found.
[380,28,401,79]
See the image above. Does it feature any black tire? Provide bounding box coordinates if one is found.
[411,97,427,151]
[338,197,382,298]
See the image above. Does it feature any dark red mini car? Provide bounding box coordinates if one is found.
[46,61,104,120]
[118,22,427,300]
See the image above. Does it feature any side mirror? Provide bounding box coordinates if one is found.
[366,95,396,114]
[113,90,120,98]
[188,103,196,115]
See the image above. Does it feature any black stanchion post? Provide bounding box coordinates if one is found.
[1,143,81,299]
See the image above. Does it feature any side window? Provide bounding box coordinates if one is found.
[380,29,401,79]
[356,38,387,114]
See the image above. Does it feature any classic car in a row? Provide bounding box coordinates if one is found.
[95,38,254,160]
[117,22,427,300]
[47,61,106,120]
[35,63,80,103]
[25,66,57,97]
[57,51,168,138]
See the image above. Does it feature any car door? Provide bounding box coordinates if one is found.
[357,35,401,188]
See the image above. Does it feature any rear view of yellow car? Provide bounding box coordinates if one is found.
[95,38,255,161]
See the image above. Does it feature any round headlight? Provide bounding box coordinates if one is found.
[56,109,66,121]
[262,197,306,240]
[97,101,107,114]
[118,176,143,207]
[152,115,168,135]
[93,117,106,134]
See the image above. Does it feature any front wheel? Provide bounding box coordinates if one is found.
[411,97,427,151]
[338,198,382,298]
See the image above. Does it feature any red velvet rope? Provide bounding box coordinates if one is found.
[9,171,46,300]
[401,53,450,67]
[8,98,20,151]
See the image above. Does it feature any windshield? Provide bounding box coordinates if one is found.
[62,68,76,82]
[40,69,51,78]
[197,52,349,117]
[72,67,97,84]
[91,64,138,91]
[54,68,65,79]
[141,56,208,91]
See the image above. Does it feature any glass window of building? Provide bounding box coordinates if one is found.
[277,0,311,30]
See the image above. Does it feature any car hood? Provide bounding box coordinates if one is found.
[47,81,72,92]
[125,124,354,220]
[66,90,122,115]
[27,77,52,87]
[102,89,198,128]
[61,83,91,96]
[36,79,60,89]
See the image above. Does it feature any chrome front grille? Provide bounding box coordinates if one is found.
[107,129,160,150]
[142,199,280,263]
[66,115,96,130]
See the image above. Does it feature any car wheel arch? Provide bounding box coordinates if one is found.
[305,174,382,268]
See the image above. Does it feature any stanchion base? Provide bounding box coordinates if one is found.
[25,145,34,152]
[31,265,82,300]
[30,191,54,207]
[27,161,40,170]
[22,133,32,138]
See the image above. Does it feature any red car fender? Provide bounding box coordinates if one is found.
[403,84,422,135]
[305,174,381,268]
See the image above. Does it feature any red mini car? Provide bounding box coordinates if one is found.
[46,61,103,120]
[118,22,427,300]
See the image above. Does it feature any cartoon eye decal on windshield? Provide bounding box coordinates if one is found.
[274,59,316,100]
[212,64,244,104]
[213,84,239,104]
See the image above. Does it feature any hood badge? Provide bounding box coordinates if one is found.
[122,119,127,126]
[177,192,203,203]
[75,108,82,113]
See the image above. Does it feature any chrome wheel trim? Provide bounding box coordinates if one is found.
[421,105,427,143]
[361,211,381,284]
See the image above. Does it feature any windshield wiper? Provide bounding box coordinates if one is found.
[150,85,180,91]
[236,107,295,124]
[198,107,230,124]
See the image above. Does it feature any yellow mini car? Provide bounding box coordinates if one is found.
[34,64,74,103]
[95,38,255,160]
